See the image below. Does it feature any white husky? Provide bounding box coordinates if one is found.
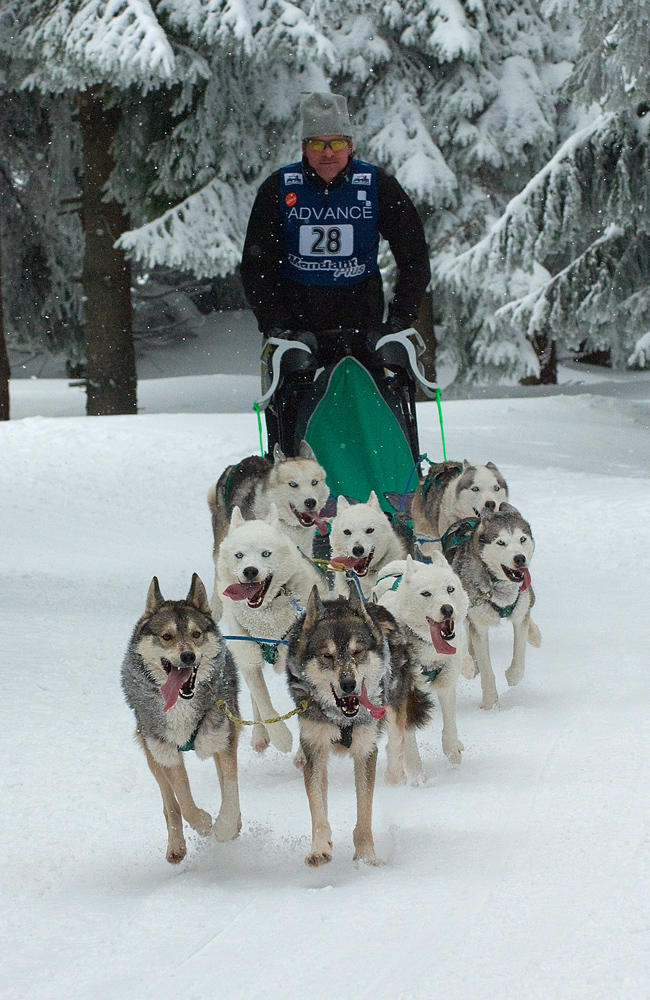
[330,491,412,599]
[373,554,471,783]
[216,505,330,753]
[447,503,542,710]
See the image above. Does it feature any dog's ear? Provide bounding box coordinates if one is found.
[230,505,246,529]
[498,501,517,514]
[303,585,326,632]
[336,494,350,513]
[367,490,382,510]
[265,502,280,525]
[462,459,471,469]
[486,461,498,472]
[346,579,372,621]
[186,573,211,615]
[273,443,287,464]
[404,554,415,582]
[299,440,316,461]
[145,576,164,615]
[429,550,448,568]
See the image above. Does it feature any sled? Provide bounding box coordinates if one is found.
[257,328,438,513]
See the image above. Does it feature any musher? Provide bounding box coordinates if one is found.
[240,91,431,455]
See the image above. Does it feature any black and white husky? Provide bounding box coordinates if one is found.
[411,460,508,557]
[121,575,241,863]
[446,503,542,709]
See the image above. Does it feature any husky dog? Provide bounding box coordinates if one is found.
[373,553,470,782]
[208,442,329,612]
[411,460,508,557]
[329,491,414,599]
[217,505,330,754]
[446,503,542,710]
[121,574,242,863]
[285,585,424,867]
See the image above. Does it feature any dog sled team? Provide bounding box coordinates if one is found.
[122,445,541,867]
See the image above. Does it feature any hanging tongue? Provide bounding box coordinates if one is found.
[359,682,385,719]
[222,581,264,601]
[291,505,329,536]
[427,618,456,655]
[161,666,193,712]
[519,567,531,592]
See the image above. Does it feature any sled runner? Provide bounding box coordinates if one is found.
[257,328,438,513]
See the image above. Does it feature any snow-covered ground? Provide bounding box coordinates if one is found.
[2,375,650,999]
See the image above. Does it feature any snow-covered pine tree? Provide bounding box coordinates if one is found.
[440,0,650,382]
[0,0,177,414]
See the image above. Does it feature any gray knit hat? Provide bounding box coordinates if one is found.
[301,92,353,140]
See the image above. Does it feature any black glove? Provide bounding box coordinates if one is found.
[383,314,410,337]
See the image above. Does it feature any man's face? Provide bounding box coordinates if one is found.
[302,135,353,183]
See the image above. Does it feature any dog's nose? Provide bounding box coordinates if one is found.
[484,500,496,511]
[243,565,259,580]
[352,545,365,557]
[440,604,454,619]
[339,672,356,694]
[180,650,196,666]
[513,554,526,567]
[304,497,317,510]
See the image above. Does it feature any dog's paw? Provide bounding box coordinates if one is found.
[305,850,332,867]
[268,720,293,754]
[166,841,187,864]
[527,619,542,648]
[505,663,524,687]
[384,767,407,786]
[442,737,463,764]
[213,812,242,843]
[189,809,213,836]
[353,849,386,866]
[251,724,270,753]
[293,747,306,770]
[408,770,428,787]
[480,694,499,710]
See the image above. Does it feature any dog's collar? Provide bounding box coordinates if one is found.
[488,595,520,619]
[421,665,443,683]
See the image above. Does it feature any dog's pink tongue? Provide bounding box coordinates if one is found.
[161,667,192,712]
[313,513,329,536]
[360,683,385,719]
[428,619,456,655]
[222,581,263,601]
[519,567,531,592]
[331,555,360,570]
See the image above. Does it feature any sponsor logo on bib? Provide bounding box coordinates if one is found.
[285,192,297,207]
[352,173,371,185]
[284,172,303,185]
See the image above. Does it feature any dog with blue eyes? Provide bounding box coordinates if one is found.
[372,553,471,784]
[215,504,330,754]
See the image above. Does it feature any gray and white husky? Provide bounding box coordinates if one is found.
[411,460,508,557]
[446,503,542,710]
[330,491,414,599]
[121,574,242,863]
[216,505,330,754]
[284,584,425,867]
[208,442,330,609]
[373,553,471,783]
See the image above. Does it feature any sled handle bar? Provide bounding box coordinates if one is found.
[256,337,313,409]
[374,328,439,398]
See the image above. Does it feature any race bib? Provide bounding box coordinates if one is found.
[298,224,354,257]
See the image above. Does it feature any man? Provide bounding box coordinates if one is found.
[241,92,431,338]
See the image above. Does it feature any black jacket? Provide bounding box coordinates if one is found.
[240,157,431,335]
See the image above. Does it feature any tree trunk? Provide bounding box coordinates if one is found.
[79,90,137,416]
[0,183,9,421]
[522,333,557,385]
[413,289,436,402]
